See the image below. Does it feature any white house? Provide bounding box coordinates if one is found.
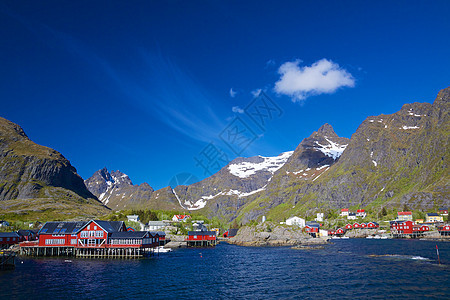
[147,221,167,231]
[286,216,305,227]
[340,209,349,217]
[127,215,140,222]
[315,213,324,222]
[347,212,357,220]
[319,229,329,237]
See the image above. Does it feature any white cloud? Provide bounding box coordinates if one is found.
[274,59,355,102]
[232,106,244,114]
[251,88,262,97]
[229,88,237,98]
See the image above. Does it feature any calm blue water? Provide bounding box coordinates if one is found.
[1,239,449,299]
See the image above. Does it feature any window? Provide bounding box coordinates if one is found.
[80,231,88,238]
[71,239,77,245]
[6,238,9,241]
[95,231,103,238]
[94,226,97,230]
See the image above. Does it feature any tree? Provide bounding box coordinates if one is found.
[381,207,387,216]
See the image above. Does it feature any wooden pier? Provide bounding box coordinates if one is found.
[19,245,156,259]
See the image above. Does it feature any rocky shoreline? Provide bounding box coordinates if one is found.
[226,222,329,247]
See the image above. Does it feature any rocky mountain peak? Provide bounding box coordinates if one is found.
[316,123,338,137]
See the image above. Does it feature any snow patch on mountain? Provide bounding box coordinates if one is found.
[228,151,294,178]
[314,137,347,160]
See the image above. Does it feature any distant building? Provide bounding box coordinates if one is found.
[425,213,443,223]
[147,221,167,231]
[397,211,413,221]
[439,208,448,216]
[286,216,305,227]
[319,229,328,237]
[127,215,140,223]
[223,229,239,238]
[315,213,324,222]
[340,209,349,217]
[304,224,319,237]
[353,222,361,229]
[437,224,450,236]
[172,215,191,222]
[0,232,20,249]
[0,221,10,227]
[356,209,367,218]
[347,213,357,220]
[187,231,217,246]
[415,219,424,224]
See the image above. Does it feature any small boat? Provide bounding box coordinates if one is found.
[380,236,388,239]
[373,235,381,239]
[366,236,374,239]
[340,236,349,239]
[157,246,172,253]
[331,236,341,239]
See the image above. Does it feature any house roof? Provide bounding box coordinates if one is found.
[426,213,439,216]
[0,232,20,238]
[357,209,365,212]
[305,224,320,228]
[17,230,36,236]
[109,231,153,239]
[439,208,448,210]
[341,209,349,211]
[148,221,166,226]
[348,212,356,216]
[188,231,216,236]
[109,221,126,232]
[398,211,412,215]
[39,221,88,235]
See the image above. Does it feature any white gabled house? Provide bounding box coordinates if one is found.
[286,216,306,228]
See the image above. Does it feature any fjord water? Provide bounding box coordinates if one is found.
[1,240,449,299]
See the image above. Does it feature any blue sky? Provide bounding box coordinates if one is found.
[1,1,449,189]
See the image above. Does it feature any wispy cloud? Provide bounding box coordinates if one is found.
[274,59,355,102]
[251,88,262,97]
[232,106,244,114]
[20,20,226,144]
[229,88,237,98]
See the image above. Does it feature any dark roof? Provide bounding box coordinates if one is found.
[156,231,166,236]
[39,221,88,235]
[109,221,126,232]
[0,232,20,238]
[17,230,36,236]
[439,208,448,210]
[110,231,151,239]
[426,213,439,216]
[188,231,216,236]
[306,221,319,226]
[91,220,118,233]
[305,224,320,228]
[227,229,238,237]
[348,212,356,216]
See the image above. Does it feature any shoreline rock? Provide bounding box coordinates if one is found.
[227,222,330,247]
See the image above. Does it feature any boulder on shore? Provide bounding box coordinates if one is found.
[227,222,329,247]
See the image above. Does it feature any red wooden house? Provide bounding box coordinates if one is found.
[0,232,20,249]
[439,208,448,216]
[304,224,320,237]
[345,224,353,230]
[187,231,217,246]
[437,224,450,236]
[21,220,161,257]
[360,223,367,228]
[367,222,379,229]
[353,222,361,229]
[335,228,345,236]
